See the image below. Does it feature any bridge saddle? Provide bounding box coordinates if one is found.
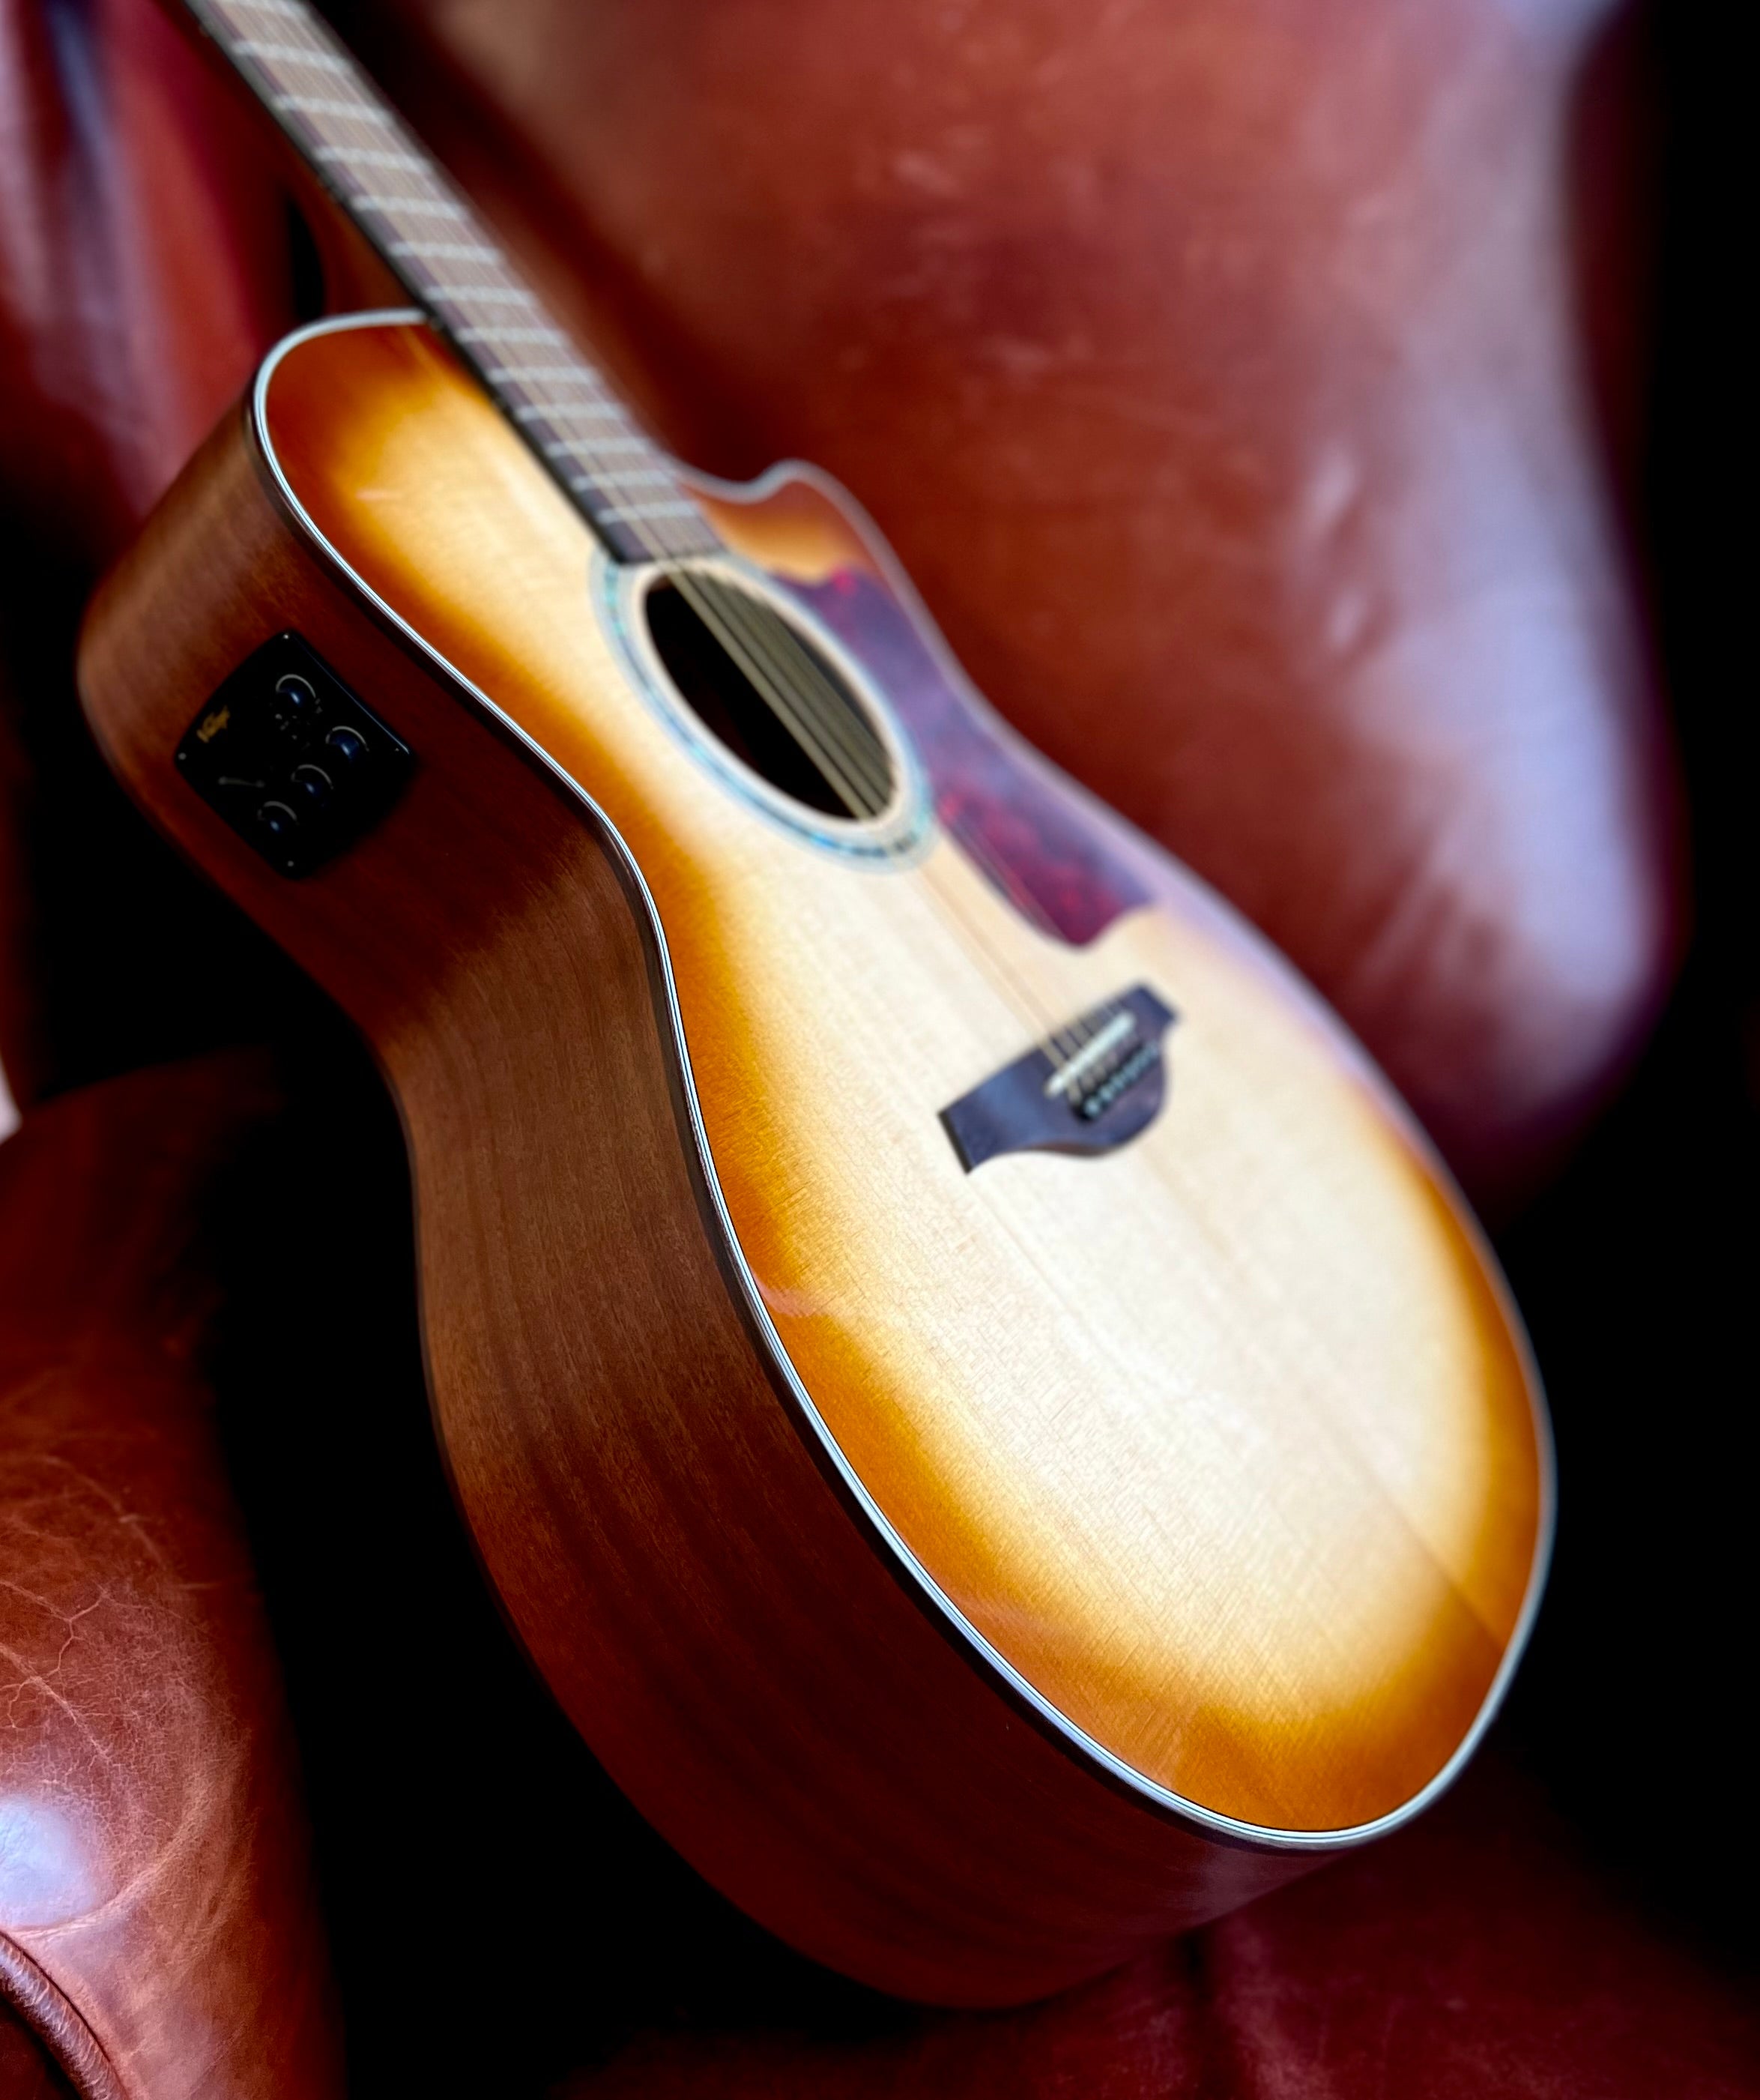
[940,985,1178,1171]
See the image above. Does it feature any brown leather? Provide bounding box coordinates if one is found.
[557,1746,1760,2098]
[0,2007,73,2100]
[1,0,303,1111]
[1,0,1681,1192]
[334,0,1682,1200]
[0,1058,344,2100]
[0,663,28,1119]
[0,0,293,567]
[0,5,1724,2093]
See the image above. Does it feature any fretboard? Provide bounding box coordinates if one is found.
[184,0,722,565]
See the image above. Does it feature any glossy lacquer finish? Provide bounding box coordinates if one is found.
[358,0,1678,1202]
[79,316,1547,2000]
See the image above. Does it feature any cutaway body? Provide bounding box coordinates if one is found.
[78,313,1549,2003]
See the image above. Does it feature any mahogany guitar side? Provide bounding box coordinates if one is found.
[77,313,1549,2006]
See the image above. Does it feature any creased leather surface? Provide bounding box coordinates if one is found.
[0,0,1681,1181]
[0,5,1746,2097]
[0,0,291,566]
[332,0,1681,1199]
[0,1059,344,2100]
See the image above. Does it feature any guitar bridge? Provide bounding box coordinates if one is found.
[940,986,1178,1171]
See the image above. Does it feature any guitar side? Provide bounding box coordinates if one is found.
[76,313,1549,2004]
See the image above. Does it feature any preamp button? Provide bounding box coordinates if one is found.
[255,799,300,842]
[290,761,335,812]
[271,672,320,740]
[178,633,413,878]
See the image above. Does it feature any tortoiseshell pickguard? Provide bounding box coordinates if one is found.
[783,566,1149,947]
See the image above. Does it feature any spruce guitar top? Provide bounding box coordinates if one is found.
[78,0,1551,2006]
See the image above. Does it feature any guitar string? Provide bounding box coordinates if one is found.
[211,0,1119,1074]
[214,0,1107,1064]
[229,0,1106,1065]
[231,18,902,855]
[717,586,897,803]
[662,575,1082,1046]
[230,16,900,821]
[215,1,702,549]
[678,579,1100,1051]
[648,568,893,807]
[665,575,891,820]
[211,2,873,775]
[659,568,1101,1055]
[606,557,1088,1046]
[217,9,900,831]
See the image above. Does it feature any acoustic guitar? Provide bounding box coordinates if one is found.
[79,0,1551,2006]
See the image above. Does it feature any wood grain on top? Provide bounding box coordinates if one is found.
[251,316,1546,1835]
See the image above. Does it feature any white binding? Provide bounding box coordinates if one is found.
[250,309,1555,1855]
[591,550,931,864]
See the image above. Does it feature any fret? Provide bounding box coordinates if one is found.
[515,395,632,421]
[424,285,543,307]
[385,241,503,265]
[524,420,645,447]
[543,438,652,459]
[309,144,432,172]
[509,388,629,410]
[590,500,707,523]
[486,364,617,387]
[452,325,571,346]
[186,0,722,563]
[538,448,677,489]
[269,96,398,124]
[268,98,399,129]
[351,196,468,219]
[511,405,637,431]
[541,442,658,466]
[232,41,349,68]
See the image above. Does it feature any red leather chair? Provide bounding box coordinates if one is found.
[0,1059,342,2099]
[3,1,1753,2093]
[333,0,1684,1203]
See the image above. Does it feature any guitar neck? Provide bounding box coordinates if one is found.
[183,0,720,564]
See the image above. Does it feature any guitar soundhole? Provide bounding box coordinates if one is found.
[644,573,896,822]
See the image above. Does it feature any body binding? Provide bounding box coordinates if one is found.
[77,313,1549,2004]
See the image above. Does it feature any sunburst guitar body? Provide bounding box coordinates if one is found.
[78,0,1549,2012]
